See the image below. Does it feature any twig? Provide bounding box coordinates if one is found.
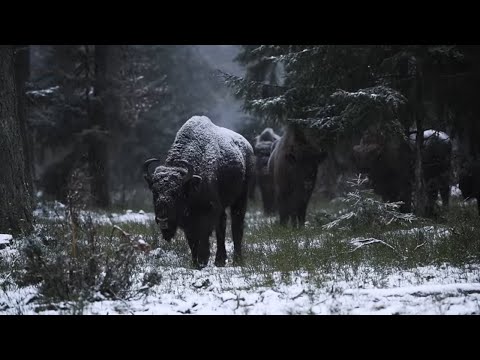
[291,290,306,300]
[414,242,426,251]
[350,237,396,251]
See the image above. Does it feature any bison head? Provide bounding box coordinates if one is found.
[143,158,202,242]
[255,142,274,175]
[353,141,383,172]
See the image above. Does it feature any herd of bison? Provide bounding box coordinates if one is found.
[141,116,479,268]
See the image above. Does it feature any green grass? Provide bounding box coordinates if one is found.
[2,194,480,309]
[239,196,480,288]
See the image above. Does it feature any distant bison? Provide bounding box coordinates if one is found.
[459,159,480,215]
[410,130,452,215]
[268,124,326,227]
[143,116,254,268]
[353,129,452,216]
[253,128,281,215]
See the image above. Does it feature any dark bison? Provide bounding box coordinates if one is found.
[268,124,326,227]
[353,129,452,215]
[143,116,255,268]
[411,130,452,215]
[459,159,480,215]
[253,128,281,215]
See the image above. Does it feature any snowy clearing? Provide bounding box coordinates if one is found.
[1,260,479,315]
[2,206,480,315]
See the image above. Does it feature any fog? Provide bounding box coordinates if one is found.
[194,45,249,132]
[27,45,260,207]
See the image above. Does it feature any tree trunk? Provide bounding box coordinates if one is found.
[88,45,111,208]
[0,46,33,235]
[414,55,427,217]
[14,45,34,206]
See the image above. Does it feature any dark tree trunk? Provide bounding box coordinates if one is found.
[14,45,34,206]
[88,45,112,208]
[0,46,33,235]
[413,53,427,217]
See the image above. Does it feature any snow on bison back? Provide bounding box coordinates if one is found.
[143,116,255,269]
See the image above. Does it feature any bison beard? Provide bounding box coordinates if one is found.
[144,116,254,269]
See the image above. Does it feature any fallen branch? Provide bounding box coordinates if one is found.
[349,237,407,260]
[110,225,151,253]
[291,290,306,300]
[350,237,396,251]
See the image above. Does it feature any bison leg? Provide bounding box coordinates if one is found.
[231,193,248,266]
[439,184,450,209]
[197,231,211,269]
[425,186,438,218]
[248,174,256,201]
[296,204,307,228]
[279,207,289,226]
[259,177,275,215]
[214,211,227,267]
[185,232,199,268]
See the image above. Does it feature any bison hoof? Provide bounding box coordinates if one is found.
[193,260,208,270]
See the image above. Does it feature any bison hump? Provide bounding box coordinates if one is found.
[167,116,253,180]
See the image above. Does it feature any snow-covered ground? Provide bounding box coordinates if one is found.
[1,260,479,315]
[2,204,480,315]
[33,202,154,225]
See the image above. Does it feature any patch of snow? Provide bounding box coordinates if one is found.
[0,234,12,249]
[451,184,462,197]
[409,129,450,143]
[424,129,450,141]
[27,86,59,97]
[0,234,12,243]
[34,203,155,225]
[382,226,450,241]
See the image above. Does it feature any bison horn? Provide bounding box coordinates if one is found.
[143,158,161,187]
[175,160,201,184]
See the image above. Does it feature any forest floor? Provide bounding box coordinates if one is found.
[1,191,480,315]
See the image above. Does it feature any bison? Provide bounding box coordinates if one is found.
[253,128,281,215]
[459,159,480,215]
[353,129,452,216]
[268,124,326,227]
[410,130,452,215]
[143,116,255,268]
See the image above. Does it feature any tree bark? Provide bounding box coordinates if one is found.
[88,45,111,208]
[0,46,33,235]
[14,45,34,206]
[413,53,427,217]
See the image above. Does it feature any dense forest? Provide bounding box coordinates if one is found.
[1,45,480,314]
[1,45,259,232]
[2,45,479,232]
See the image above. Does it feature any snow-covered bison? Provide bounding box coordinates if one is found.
[143,116,255,268]
[353,129,452,216]
[253,128,281,215]
[268,124,327,227]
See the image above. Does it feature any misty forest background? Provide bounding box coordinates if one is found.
[1,45,258,236]
[2,45,480,236]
